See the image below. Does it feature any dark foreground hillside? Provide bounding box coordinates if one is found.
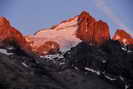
[0,40,133,89]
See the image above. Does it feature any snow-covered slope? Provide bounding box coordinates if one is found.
[26,16,81,52]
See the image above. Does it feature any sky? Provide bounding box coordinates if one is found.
[0,0,133,36]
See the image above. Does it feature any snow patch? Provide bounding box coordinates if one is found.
[43,53,66,66]
[127,50,133,53]
[121,46,127,51]
[22,62,29,68]
[125,85,129,89]
[121,46,133,53]
[84,67,101,75]
[0,48,14,55]
[44,53,64,59]
[104,75,116,81]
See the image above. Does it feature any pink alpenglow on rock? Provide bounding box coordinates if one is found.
[113,29,133,45]
[76,11,110,45]
[0,17,32,53]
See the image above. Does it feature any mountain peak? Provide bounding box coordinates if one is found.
[76,11,110,45]
[113,29,133,45]
[79,11,91,17]
[0,16,10,29]
[78,11,96,24]
[0,17,32,54]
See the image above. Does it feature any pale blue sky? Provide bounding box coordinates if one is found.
[0,0,132,36]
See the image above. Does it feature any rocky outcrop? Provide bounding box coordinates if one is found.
[0,17,32,54]
[113,29,133,45]
[0,51,118,89]
[93,20,110,45]
[25,36,60,55]
[76,11,96,43]
[36,41,60,55]
[65,40,133,89]
[24,35,35,49]
[76,11,110,45]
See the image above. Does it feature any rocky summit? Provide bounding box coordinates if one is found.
[0,17,32,55]
[0,11,133,89]
[76,11,110,45]
[113,29,133,45]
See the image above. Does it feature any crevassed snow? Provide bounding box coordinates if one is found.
[29,16,81,52]
[44,53,64,59]
[42,53,66,66]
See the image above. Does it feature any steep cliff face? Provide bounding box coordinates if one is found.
[0,17,32,54]
[94,20,110,45]
[76,11,96,44]
[113,29,133,45]
[76,11,110,45]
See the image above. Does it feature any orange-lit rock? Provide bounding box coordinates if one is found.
[76,11,96,43]
[24,35,34,47]
[0,17,32,53]
[93,20,110,45]
[76,11,110,45]
[113,29,133,45]
[36,41,60,55]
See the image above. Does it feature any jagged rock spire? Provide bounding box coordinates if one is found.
[78,11,96,24]
[0,16,10,27]
[76,11,110,45]
[93,20,110,45]
[76,11,96,44]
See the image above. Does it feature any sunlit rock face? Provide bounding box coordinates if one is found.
[0,17,32,53]
[76,11,110,45]
[113,29,133,45]
[25,35,35,51]
[76,11,96,44]
[93,20,110,45]
[36,41,60,55]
